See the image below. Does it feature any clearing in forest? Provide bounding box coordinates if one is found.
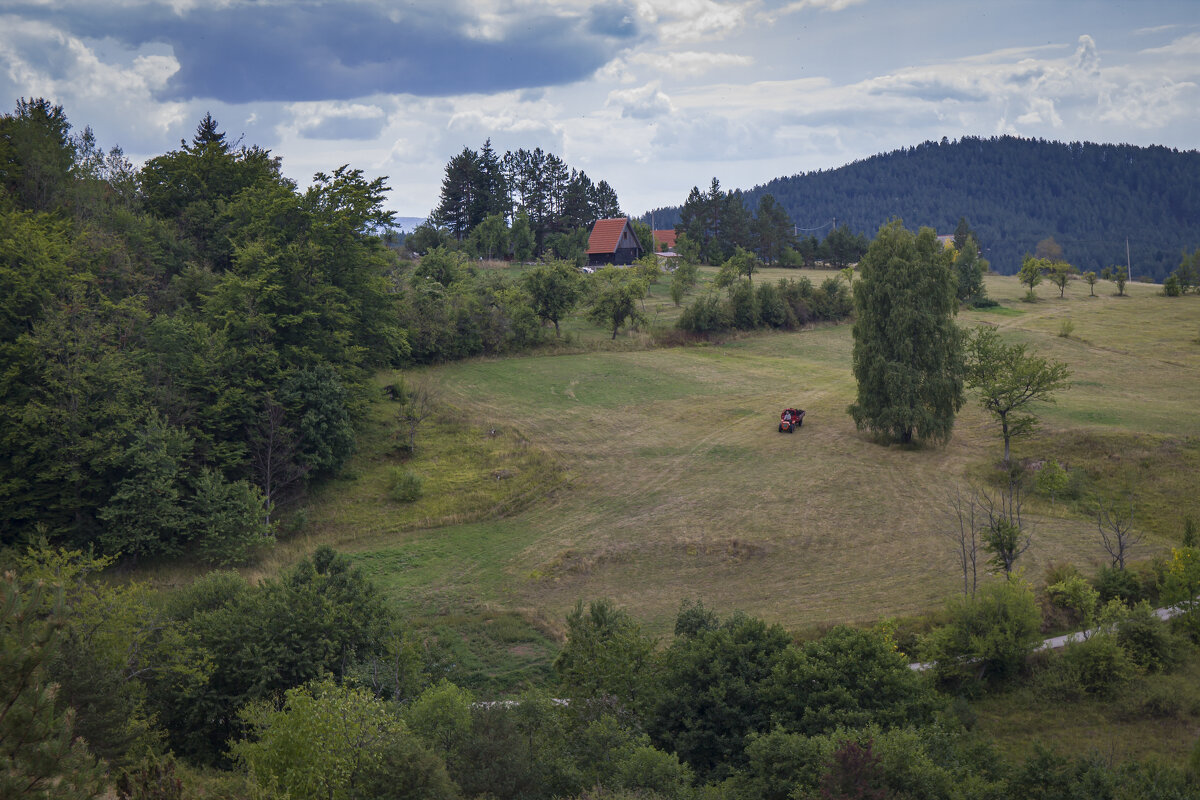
[305,273,1200,635]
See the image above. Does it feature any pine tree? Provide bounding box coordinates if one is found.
[1,577,106,798]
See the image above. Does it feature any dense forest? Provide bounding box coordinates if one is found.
[0,100,605,564]
[645,137,1200,281]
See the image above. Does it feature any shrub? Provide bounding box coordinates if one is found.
[1042,562,1081,587]
[727,281,760,329]
[755,282,789,328]
[1044,574,1098,631]
[1116,601,1184,673]
[1095,564,1143,604]
[1117,684,1186,721]
[387,468,424,503]
[1057,634,1139,696]
[927,577,1043,689]
[678,293,731,333]
[1057,319,1075,338]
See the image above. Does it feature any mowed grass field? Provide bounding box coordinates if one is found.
[304,272,1200,640]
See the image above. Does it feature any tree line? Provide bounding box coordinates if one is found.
[656,177,869,269]
[0,100,409,562]
[419,140,622,259]
[7,538,1200,798]
[649,136,1200,281]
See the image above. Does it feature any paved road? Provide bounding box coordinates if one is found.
[909,600,1190,671]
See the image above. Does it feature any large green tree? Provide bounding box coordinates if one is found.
[752,194,796,265]
[553,599,658,714]
[157,547,393,763]
[521,260,582,336]
[953,235,990,306]
[964,326,1071,464]
[587,268,648,340]
[848,220,964,445]
[232,679,456,800]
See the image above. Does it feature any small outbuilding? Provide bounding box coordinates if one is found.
[587,218,643,266]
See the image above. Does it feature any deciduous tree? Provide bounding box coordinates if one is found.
[964,326,1071,464]
[848,220,963,445]
[979,474,1032,575]
[587,268,648,340]
[522,260,582,336]
[1048,261,1075,298]
[927,576,1042,686]
[554,599,658,714]
[1018,256,1048,300]
[1095,492,1141,570]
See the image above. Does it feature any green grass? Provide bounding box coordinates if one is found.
[971,650,1200,767]
[242,273,1200,686]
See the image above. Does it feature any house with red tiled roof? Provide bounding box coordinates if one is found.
[587,218,643,266]
[652,229,677,252]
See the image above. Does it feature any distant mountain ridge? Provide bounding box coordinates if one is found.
[645,137,1200,280]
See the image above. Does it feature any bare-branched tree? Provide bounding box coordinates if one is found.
[396,378,437,454]
[943,484,983,596]
[1096,493,1141,569]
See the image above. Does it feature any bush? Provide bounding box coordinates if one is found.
[727,281,760,329]
[1044,573,1098,631]
[387,468,424,503]
[1095,564,1143,604]
[1116,601,1184,673]
[1056,634,1139,696]
[755,282,788,328]
[678,292,732,333]
[926,577,1043,689]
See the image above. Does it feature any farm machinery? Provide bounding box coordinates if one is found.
[778,408,805,433]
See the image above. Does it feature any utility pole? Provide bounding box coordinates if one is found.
[1126,237,1131,281]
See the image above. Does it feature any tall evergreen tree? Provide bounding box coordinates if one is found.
[430,147,481,240]
[591,180,622,219]
[474,138,508,221]
[848,220,964,445]
[752,193,796,264]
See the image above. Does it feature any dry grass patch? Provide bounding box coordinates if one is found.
[244,275,1198,641]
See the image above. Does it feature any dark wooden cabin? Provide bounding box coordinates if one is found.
[587,218,643,266]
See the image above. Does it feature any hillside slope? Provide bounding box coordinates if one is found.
[647,137,1200,280]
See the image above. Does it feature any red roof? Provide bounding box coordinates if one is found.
[653,229,677,250]
[587,218,632,254]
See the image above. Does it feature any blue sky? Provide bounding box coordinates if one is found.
[2,0,1198,220]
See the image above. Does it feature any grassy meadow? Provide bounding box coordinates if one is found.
[277,271,1200,652]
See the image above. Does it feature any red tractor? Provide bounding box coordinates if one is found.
[778,408,805,433]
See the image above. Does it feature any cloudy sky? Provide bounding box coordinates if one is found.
[2,0,1198,220]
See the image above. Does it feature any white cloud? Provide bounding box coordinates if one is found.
[632,50,753,77]
[644,0,751,42]
[606,81,675,118]
[1141,32,1200,56]
[286,101,387,140]
[596,55,640,84]
[0,16,186,148]
[774,0,867,15]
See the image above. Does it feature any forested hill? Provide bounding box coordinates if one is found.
[649,137,1200,280]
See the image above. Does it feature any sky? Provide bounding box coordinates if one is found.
[2,0,1198,222]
